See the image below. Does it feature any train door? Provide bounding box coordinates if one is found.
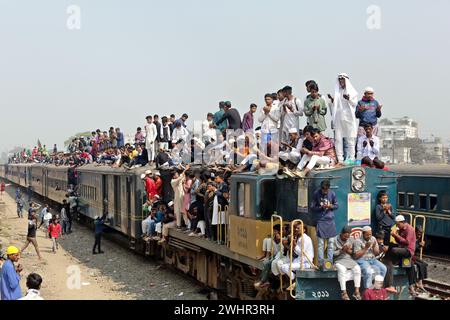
[102,175,108,215]
[43,168,48,199]
[113,175,121,227]
[126,177,132,236]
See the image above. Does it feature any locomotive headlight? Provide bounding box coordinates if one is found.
[352,180,365,192]
[352,168,365,180]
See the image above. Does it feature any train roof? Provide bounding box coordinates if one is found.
[389,164,450,177]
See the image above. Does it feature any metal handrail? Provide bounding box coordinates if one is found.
[224,205,229,246]
[271,214,283,290]
[289,219,303,299]
[217,204,229,245]
[403,212,414,225]
[413,215,426,260]
[217,205,222,244]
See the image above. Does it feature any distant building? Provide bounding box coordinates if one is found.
[379,117,418,164]
[422,136,447,164]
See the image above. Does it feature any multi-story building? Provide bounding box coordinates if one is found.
[379,117,418,164]
[422,136,447,163]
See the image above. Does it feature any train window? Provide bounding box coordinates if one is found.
[398,193,405,208]
[429,194,438,211]
[407,193,415,209]
[238,183,251,218]
[419,194,427,210]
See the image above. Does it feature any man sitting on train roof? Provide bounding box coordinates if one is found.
[296,128,337,177]
[356,123,384,169]
[334,226,362,300]
[382,215,417,295]
[353,226,387,291]
[279,128,302,168]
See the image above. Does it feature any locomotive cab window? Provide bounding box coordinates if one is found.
[407,193,415,208]
[429,194,438,211]
[237,182,251,218]
[419,194,427,210]
[398,192,405,208]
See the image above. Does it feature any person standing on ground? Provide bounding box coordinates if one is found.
[48,218,63,253]
[0,246,23,300]
[60,200,70,235]
[93,213,107,254]
[21,212,43,260]
[19,273,44,300]
[16,193,24,218]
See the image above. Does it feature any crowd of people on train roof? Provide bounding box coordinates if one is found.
[8,73,385,175]
[5,73,430,300]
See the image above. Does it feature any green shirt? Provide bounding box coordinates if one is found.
[304,96,327,132]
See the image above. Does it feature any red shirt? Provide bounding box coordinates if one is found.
[392,223,416,257]
[145,177,157,199]
[48,223,62,238]
[362,288,389,300]
[155,177,163,196]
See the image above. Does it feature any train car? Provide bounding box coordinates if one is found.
[391,164,450,239]
[30,164,46,197]
[76,164,148,239]
[45,165,69,203]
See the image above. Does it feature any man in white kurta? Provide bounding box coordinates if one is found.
[279,86,303,145]
[280,231,314,280]
[329,74,358,162]
[145,115,158,163]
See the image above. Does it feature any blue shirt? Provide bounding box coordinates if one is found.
[117,132,125,148]
[94,217,106,234]
[213,109,227,132]
[1,260,22,300]
[355,98,382,126]
[311,189,338,239]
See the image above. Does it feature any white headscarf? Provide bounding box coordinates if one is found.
[331,73,358,137]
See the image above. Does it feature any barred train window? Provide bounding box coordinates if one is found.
[419,194,427,210]
[407,193,415,208]
[398,193,405,207]
[429,194,438,211]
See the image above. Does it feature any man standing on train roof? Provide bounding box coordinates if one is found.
[279,86,303,145]
[383,215,417,296]
[92,213,107,254]
[311,180,338,267]
[213,101,228,133]
[115,128,124,148]
[144,115,158,164]
[0,246,23,300]
[328,73,359,162]
[355,87,382,137]
[215,101,242,130]
[242,104,257,132]
[176,113,189,128]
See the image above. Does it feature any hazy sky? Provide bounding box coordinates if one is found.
[1,0,449,153]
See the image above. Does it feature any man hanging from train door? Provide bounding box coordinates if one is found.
[311,180,338,268]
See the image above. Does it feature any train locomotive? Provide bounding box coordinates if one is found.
[1,162,436,300]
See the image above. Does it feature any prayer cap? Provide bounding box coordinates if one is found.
[395,215,405,222]
[375,275,384,282]
[364,87,374,93]
[288,128,298,134]
[140,174,146,180]
[362,226,372,232]
[145,170,152,175]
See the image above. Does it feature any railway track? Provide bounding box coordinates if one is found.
[423,254,450,265]
[415,279,450,300]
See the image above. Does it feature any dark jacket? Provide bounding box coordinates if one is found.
[216,108,242,130]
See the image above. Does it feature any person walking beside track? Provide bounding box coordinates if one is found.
[93,213,107,254]
[21,211,43,260]
[48,218,63,253]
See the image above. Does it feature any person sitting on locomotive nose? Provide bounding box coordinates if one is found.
[375,191,395,245]
[362,275,389,300]
[254,224,282,289]
[375,232,388,260]
[353,226,387,290]
[280,224,314,286]
[311,180,338,266]
[413,226,428,293]
[334,226,362,300]
[383,215,417,295]
[296,129,337,177]
[356,123,384,169]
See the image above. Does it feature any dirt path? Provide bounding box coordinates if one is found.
[0,187,205,300]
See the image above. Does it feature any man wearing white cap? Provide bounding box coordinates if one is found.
[355,87,382,138]
[328,73,359,162]
[279,128,302,166]
[353,226,387,290]
[383,215,417,295]
[362,275,389,300]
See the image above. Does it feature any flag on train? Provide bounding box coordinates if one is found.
[37,139,43,152]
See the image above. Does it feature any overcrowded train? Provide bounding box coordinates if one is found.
[1,162,448,300]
